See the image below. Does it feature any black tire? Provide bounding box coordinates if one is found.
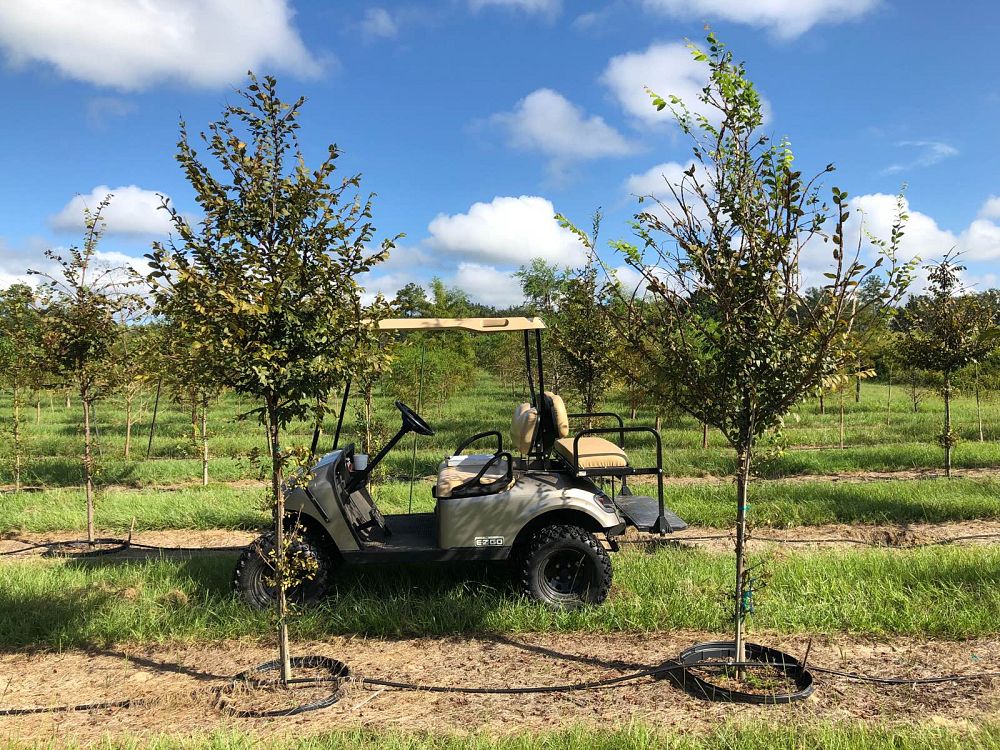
[233,529,334,611]
[520,524,612,609]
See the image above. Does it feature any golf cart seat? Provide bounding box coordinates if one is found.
[546,392,628,470]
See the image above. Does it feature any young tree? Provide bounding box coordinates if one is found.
[0,284,46,490]
[604,35,912,670]
[148,74,393,683]
[32,198,142,542]
[553,212,615,414]
[899,255,997,476]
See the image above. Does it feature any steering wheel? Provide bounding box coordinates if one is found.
[395,400,435,437]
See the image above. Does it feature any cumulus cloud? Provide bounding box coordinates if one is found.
[640,0,880,39]
[0,0,320,91]
[361,7,399,39]
[492,88,637,163]
[452,262,525,306]
[881,140,959,175]
[601,42,712,128]
[978,196,1000,220]
[50,186,174,236]
[428,196,585,267]
[469,0,560,15]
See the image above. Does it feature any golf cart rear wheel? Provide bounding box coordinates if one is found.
[233,530,333,611]
[521,524,612,609]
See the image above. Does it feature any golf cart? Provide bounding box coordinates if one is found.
[234,316,687,610]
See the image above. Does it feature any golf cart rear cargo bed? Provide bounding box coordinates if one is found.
[615,495,687,532]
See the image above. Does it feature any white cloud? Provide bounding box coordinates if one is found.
[0,0,319,91]
[601,42,712,128]
[50,186,174,236]
[452,262,525,306]
[492,88,637,165]
[640,0,879,39]
[881,140,959,175]
[978,196,1000,220]
[361,8,399,39]
[625,161,698,199]
[86,97,137,128]
[428,196,585,267]
[469,0,560,15]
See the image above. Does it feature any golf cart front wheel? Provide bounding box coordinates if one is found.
[521,524,612,609]
[233,530,334,611]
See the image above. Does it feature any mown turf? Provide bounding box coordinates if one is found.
[1,376,997,487]
[5,723,1000,750]
[5,476,1000,534]
[2,544,998,649]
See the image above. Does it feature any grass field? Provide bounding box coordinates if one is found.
[3,543,998,648]
[6,723,1000,750]
[1,375,998,487]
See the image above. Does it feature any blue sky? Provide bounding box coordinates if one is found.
[1,0,998,305]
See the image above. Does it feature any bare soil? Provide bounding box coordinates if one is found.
[5,520,1000,561]
[0,632,996,744]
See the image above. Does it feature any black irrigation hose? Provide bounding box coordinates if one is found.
[0,538,247,558]
[620,532,1000,548]
[4,654,998,718]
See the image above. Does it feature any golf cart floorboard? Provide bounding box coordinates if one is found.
[344,513,509,564]
[615,495,688,533]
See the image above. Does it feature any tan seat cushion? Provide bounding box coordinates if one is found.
[553,436,628,469]
[436,460,512,498]
[511,403,538,455]
[544,391,570,438]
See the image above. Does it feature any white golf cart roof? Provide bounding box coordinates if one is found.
[378,316,546,333]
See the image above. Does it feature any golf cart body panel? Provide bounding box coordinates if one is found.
[436,472,623,550]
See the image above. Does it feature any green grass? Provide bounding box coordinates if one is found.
[2,375,998,488]
[5,476,999,534]
[2,544,998,649]
[6,723,1000,750]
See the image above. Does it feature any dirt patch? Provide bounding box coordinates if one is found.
[4,520,1000,561]
[0,632,996,744]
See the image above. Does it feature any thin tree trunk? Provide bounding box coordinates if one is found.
[818,392,825,415]
[839,389,845,449]
[655,413,662,432]
[702,422,709,450]
[124,394,133,459]
[191,401,198,441]
[201,397,209,487]
[82,391,95,545]
[975,365,984,442]
[66,392,71,409]
[855,375,861,403]
[733,450,751,676]
[12,386,22,492]
[267,402,292,684]
[943,373,952,478]
[630,404,637,420]
[911,381,919,413]
[886,367,892,427]
[35,398,40,426]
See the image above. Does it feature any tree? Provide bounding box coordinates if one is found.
[32,197,142,542]
[0,285,46,490]
[516,258,569,389]
[148,74,393,683]
[553,212,615,414]
[603,35,913,671]
[899,255,997,476]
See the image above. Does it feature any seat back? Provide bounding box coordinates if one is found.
[511,403,538,455]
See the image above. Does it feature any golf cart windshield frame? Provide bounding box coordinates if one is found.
[319,317,549,456]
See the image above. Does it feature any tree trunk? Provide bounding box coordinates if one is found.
[818,392,825,415]
[943,373,952,478]
[82,390,95,545]
[886,367,892,427]
[975,365,984,442]
[655,413,662,432]
[855,374,861,403]
[629,404,637,420]
[12,385,22,492]
[35,398,40,426]
[191,400,198,442]
[839,389,845,449]
[701,422,709,450]
[911,381,919,413]
[201,397,209,486]
[267,402,292,684]
[733,450,751,675]
[124,394,133,459]
[66,392,71,409]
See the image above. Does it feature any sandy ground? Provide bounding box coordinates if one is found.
[0,631,996,744]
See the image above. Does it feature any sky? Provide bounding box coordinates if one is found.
[1,0,998,306]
